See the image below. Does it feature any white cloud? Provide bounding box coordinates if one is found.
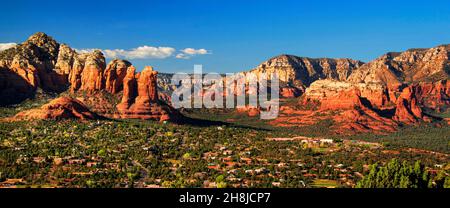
[176,48,211,59]
[175,53,190,59]
[75,46,210,60]
[181,48,209,55]
[104,46,176,59]
[0,43,17,51]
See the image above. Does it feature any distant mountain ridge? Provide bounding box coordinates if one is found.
[249,54,364,87]
[348,44,450,86]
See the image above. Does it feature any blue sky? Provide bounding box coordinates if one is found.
[1,0,450,73]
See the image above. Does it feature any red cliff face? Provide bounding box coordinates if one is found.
[79,50,106,93]
[303,80,392,108]
[104,59,131,94]
[320,89,398,133]
[413,80,450,110]
[0,32,68,104]
[318,89,364,111]
[393,86,428,124]
[117,66,137,111]
[116,66,176,122]
[136,66,159,102]
[280,86,303,98]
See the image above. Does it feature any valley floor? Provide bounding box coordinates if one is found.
[0,101,449,188]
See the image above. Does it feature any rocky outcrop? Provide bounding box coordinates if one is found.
[303,80,391,107]
[104,59,131,94]
[68,53,88,92]
[79,50,106,93]
[412,80,450,110]
[393,87,429,124]
[0,32,179,121]
[13,97,98,120]
[0,33,63,105]
[280,86,303,98]
[0,32,107,105]
[249,55,364,87]
[54,44,76,84]
[327,89,398,133]
[116,66,176,121]
[348,45,450,86]
[117,66,138,111]
[272,87,399,134]
[136,66,159,102]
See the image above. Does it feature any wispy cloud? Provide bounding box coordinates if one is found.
[176,48,211,59]
[175,53,190,59]
[104,46,176,59]
[75,46,210,60]
[0,43,17,51]
[181,48,209,55]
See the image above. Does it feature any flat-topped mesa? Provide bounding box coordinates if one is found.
[303,80,391,108]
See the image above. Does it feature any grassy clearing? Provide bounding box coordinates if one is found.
[311,179,339,188]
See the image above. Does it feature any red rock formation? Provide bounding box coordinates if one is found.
[319,89,363,110]
[0,32,67,105]
[303,80,392,108]
[393,86,428,124]
[117,66,175,121]
[116,66,137,111]
[413,80,450,110]
[104,59,131,94]
[13,97,98,120]
[79,50,106,93]
[280,86,302,98]
[136,66,159,102]
[68,54,86,92]
[236,106,260,117]
[250,54,364,85]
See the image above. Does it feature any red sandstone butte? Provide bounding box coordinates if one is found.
[13,97,98,120]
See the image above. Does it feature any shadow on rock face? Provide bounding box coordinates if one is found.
[0,68,35,106]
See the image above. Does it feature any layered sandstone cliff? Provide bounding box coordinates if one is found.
[348,45,450,86]
[249,55,364,86]
[303,80,391,107]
